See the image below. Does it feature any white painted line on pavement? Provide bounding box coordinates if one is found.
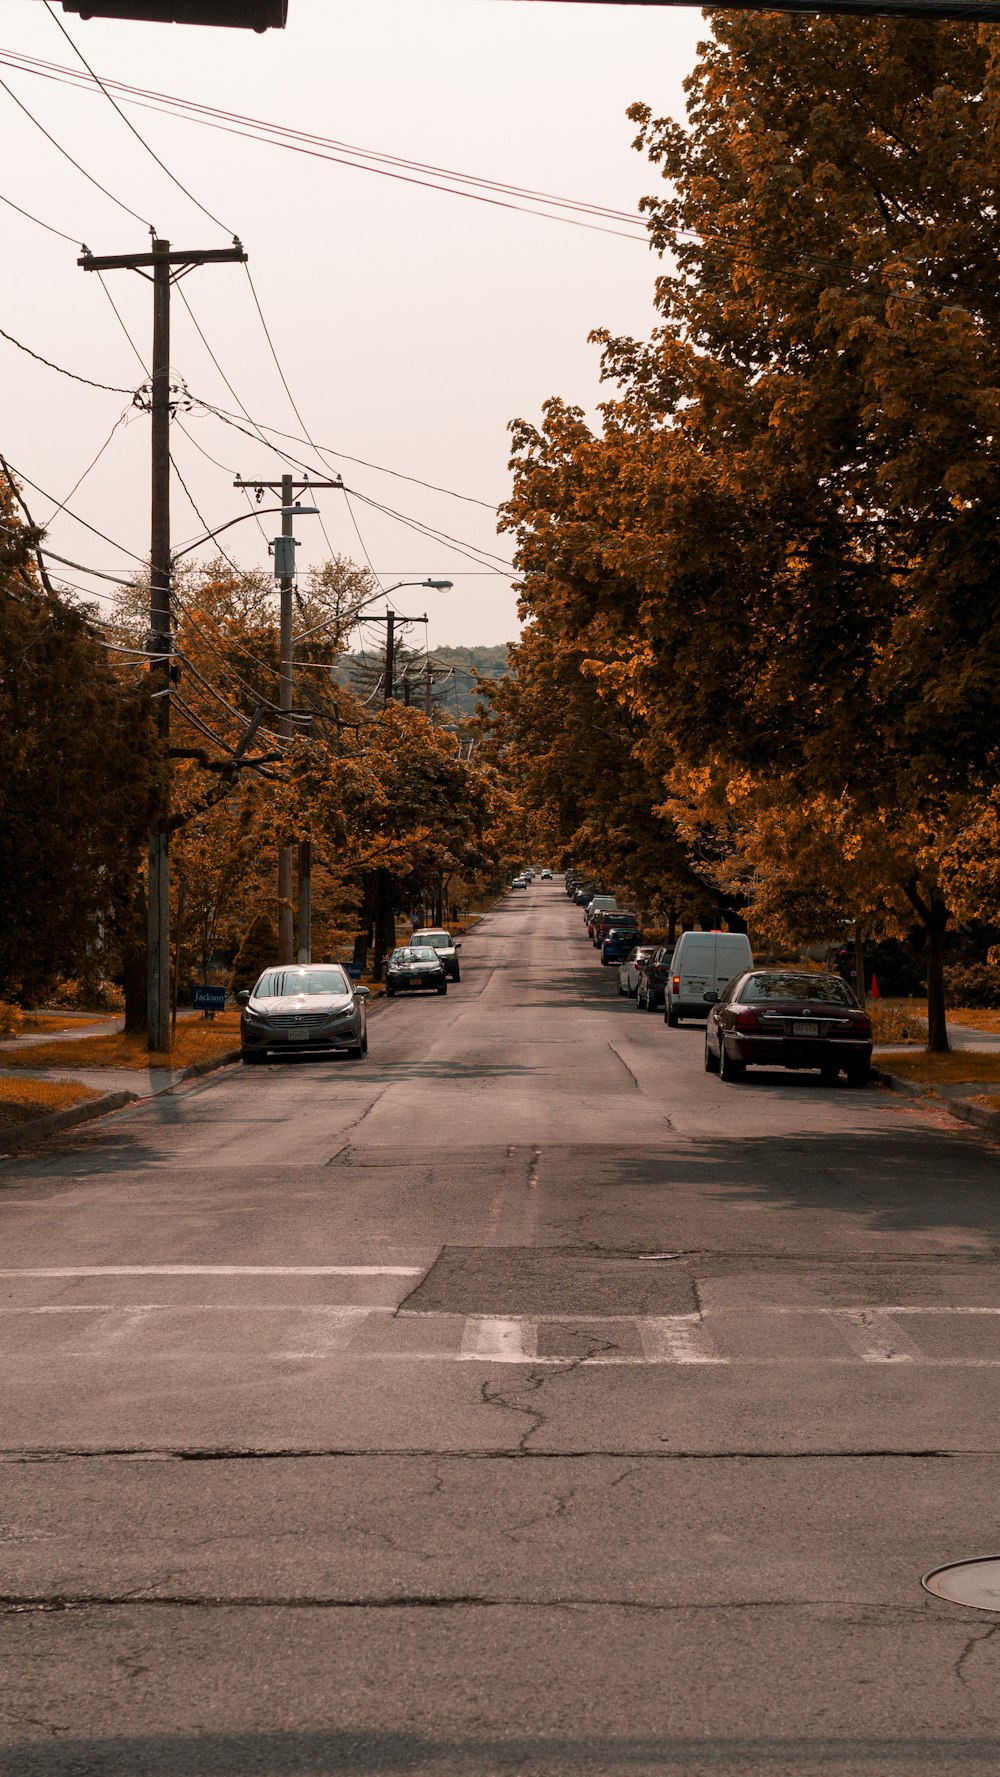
[835,1309,922,1363]
[0,1265,423,1278]
[637,1316,728,1365]
[460,1316,539,1362]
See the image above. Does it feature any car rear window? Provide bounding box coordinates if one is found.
[740,973,855,1006]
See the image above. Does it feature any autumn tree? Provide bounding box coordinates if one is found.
[502,14,1000,1049]
[0,479,161,1001]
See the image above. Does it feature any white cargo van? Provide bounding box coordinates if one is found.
[664,931,753,1026]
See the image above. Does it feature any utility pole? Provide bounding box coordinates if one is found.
[383,611,395,710]
[80,238,247,1052]
[424,657,434,719]
[234,473,340,966]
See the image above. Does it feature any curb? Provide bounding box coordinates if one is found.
[0,1048,244,1155]
[0,1089,139,1154]
[874,1065,1000,1136]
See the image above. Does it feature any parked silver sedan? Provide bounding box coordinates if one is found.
[238,965,369,1064]
[618,944,657,998]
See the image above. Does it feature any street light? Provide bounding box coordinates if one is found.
[293,577,453,647]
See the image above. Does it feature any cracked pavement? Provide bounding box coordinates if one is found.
[2,885,1000,1774]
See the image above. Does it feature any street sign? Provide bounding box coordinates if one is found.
[346,964,364,981]
[193,985,227,1011]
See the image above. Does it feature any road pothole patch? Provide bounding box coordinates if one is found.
[398,1247,697,1317]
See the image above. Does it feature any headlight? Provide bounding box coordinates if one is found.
[243,1006,267,1024]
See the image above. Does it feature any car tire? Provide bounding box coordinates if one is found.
[820,1062,839,1086]
[617,977,626,996]
[704,1032,719,1073]
[347,1042,365,1059]
[666,1005,680,1028]
[241,1049,265,1065]
[386,985,396,997]
[718,1037,745,1082]
[846,1060,871,1088]
[453,968,461,983]
[437,982,448,995]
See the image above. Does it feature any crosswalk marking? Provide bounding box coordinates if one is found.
[0,1265,422,1278]
[460,1317,538,1362]
[4,1301,1000,1365]
[637,1316,727,1365]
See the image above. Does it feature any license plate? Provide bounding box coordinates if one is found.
[285,1028,309,1041]
[793,1020,819,1038]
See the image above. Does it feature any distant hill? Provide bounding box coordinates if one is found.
[333,643,511,720]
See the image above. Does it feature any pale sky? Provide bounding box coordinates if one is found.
[1,0,703,647]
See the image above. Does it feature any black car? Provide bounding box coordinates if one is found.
[636,945,675,1012]
[704,969,872,1085]
[385,946,448,995]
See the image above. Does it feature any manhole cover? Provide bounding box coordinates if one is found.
[922,1559,1000,1611]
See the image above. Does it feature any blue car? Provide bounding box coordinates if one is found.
[602,926,642,966]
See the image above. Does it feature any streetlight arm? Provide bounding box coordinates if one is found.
[170,506,289,563]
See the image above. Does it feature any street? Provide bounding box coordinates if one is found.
[2,884,1000,1776]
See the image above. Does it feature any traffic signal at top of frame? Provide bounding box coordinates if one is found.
[60,1,286,28]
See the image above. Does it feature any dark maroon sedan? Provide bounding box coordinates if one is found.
[704,969,872,1086]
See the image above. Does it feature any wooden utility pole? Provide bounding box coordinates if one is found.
[424,657,434,719]
[80,238,247,1051]
[234,473,340,966]
[383,611,396,709]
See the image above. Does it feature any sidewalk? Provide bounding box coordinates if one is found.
[874,1014,1000,1136]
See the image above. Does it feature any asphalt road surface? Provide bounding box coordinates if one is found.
[3,884,1000,1777]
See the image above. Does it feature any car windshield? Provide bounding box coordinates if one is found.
[402,948,438,962]
[414,933,449,948]
[739,973,856,1006]
[254,967,349,999]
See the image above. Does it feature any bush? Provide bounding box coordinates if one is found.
[868,1003,925,1043]
[0,1000,24,1037]
[943,964,1000,1010]
[48,978,124,1013]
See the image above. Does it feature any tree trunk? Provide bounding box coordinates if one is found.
[903,878,950,1054]
[854,927,866,1004]
[372,869,396,975]
[925,899,950,1054]
[667,907,677,946]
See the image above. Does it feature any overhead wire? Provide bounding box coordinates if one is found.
[4,458,146,562]
[0,70,152,230]
[0,186,85,247]
[45,406,133,527]
[42,0,234,238]
[241,265,338,557]
[0,318,136,393]
[169,450,239,572]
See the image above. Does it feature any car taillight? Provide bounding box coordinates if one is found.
[672,976,680,992]
[854,1013,872,1037]
[734,1008,760,1031]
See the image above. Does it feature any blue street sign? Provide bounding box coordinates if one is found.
[193,985,227,1011]
[346,963,363,981]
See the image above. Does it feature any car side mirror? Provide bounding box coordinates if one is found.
[355,985,371,999]
[236,990,250,1006]
[455,942,462,949]
[703,991,718,1004]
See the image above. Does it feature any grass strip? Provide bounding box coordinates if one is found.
[0,1077,100,1128]
[0,1014,242,1073]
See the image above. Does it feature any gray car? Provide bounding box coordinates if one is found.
[238,964,369,1064]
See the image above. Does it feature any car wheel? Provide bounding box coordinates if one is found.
[636,988,645,1010]
[241,1049,265,1065]
[666,1005,680,1028]
[437,982,448,995]
[346,1042,365,1059]
[704,1032,719,1073]
[718,1037,745,1082]
[617,977,626,996]
[820,1062,839,1086]
[453,968,461,983]
[386,985,395,997]
[846,1060,871,1088]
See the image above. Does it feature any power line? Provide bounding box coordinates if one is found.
[345,486,515,574]
[0,186,84,247]
[45,406,133,526]
[0,319,136,393]
[169,450,239,572]
[94,271,149,376]
[42,0,234,238]
[4,457,146,562]
[0,71,152,230]
[242,264,337,557]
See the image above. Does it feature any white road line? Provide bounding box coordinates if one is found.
[637,1316,728,1365]
[0,1266,422,1278]
[835,1309,923,1363]
[1,1304,392,1315]
[460,1316,539,1362]
[766,1306,1000,1315]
